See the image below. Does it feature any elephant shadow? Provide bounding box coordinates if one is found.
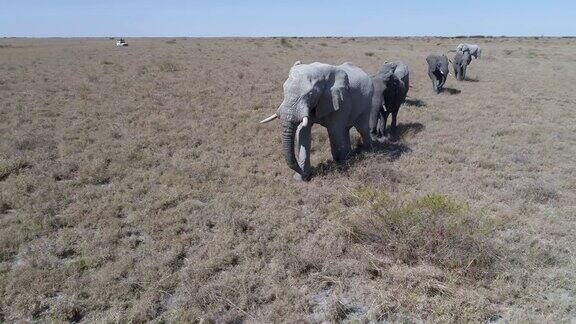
[404,98,426,107]
[465,77,480,82]
[312,142,411,177]
[388,122,425,142]
[312,122,424,177]
[443,87,461,95]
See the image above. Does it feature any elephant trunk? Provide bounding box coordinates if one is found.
[281,119,302,175]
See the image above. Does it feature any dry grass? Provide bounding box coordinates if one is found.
[0,37,575,322]
[343,189,497,276]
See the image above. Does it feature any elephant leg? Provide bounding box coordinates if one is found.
[376,116,384,137]
[439,77,446,90]
[328,127,351,163]
[294,123,312,181]
[462,65,467,80]
[435,77,442,93]
[379,109,389,137]
[353,110,373,150]
[369,93,384,138]
[430,77,438,93]
[356,125,372,151]
[369,105,380,137]
[391,110,398,134]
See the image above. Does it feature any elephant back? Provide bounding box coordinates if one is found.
[338,62,373,99]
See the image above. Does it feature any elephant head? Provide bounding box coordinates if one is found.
[452,51,472,81]
[371,66,395,102]
[426,54,450,93]
[438,55,449,76]
[259,62,350,180]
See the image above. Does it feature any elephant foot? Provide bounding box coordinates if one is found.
[356,141,371,153]
[293,172,311,182]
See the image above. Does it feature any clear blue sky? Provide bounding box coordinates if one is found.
[1,0,575,37]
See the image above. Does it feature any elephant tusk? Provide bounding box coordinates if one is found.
[301,117,309,127]
[259,113,278,124]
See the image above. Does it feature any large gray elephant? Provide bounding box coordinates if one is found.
[426,54,449,93]
[457,43,481,59]
[452,51,472,81]
[259,61,373,181]
[370,61,409,138]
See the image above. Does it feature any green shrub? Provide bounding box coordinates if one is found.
[159,61,179,72]
[342,187,498,278]
[280,38,293,48]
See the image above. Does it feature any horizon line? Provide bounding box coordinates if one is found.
[2,35,575,39]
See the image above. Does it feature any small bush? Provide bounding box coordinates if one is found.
[251,103,264,111]
[364,52,375,57]
[280,38,293,48]
[0,159,30,180]
[0,201,13,214]
[159,61,179,72]
[136,65,148,76]
[519,181,559,203]
[342,187,498,278]
[76,84,90,100]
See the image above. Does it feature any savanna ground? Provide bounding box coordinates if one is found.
[0,36,575,322]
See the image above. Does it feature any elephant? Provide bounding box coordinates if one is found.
[457,43,482,59]
[259,61,373,181]
[452,51,472,81]
[426,54,449,93]
[370,61,410,138]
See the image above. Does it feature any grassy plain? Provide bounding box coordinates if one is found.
[0,36,575,322]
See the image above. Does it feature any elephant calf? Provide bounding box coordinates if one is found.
[452,51,472,81]
[259,61,373,181]
[426,54,449,94]
[370,61,409,137]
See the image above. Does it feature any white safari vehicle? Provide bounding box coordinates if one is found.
[116,38,128,47]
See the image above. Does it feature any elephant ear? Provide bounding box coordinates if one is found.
[316,71,350,120]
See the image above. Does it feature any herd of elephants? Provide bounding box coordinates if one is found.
[259,43,482,181]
